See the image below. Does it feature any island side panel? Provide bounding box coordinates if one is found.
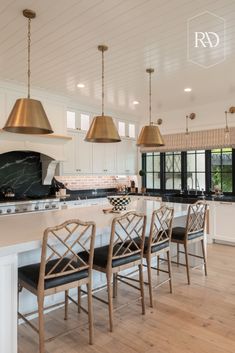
[0,254,18,353]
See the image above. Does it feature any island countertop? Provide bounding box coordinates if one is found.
[0,199,189,257]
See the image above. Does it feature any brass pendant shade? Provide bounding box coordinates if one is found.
[85,115,120,142]
[3,9,53,135]
[137,68,164,147]
[137,124,164,147]
[3,98,53,134]
[85,45,120,143]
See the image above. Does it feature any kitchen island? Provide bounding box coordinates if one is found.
[0,199,191,353]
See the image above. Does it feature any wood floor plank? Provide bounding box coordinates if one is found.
[19,244,235,353]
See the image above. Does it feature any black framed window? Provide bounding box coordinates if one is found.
[142,148,234,194]
[211,148,232,192]
[164,152,182,190]
[186,150,206,192]
[145,152,161,189]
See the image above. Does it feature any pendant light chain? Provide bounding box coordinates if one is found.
[85,44,120,142]
[101,47,104,116]
[149,70,152,125]
[27,17,31,99]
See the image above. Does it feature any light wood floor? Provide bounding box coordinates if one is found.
[19,243,235,353]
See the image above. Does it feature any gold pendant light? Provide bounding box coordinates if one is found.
[85,45,121,143]
[3,9,53,134]
[137,68,164,147]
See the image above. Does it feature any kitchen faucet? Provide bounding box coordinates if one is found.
[195,178,200,195]
[92,189,98,195]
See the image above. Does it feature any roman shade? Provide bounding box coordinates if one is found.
[140,127,235,153]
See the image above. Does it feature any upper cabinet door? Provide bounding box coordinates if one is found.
[92,143,117,174]
[62,131,77,174]
[116,139,137,175]
[92,143,105,173]
[116,140,126,174]
[105,143,117,174]
[62,131,93,175]
[125,139,137,174]
[77,133,92,174]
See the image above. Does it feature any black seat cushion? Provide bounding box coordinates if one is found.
[171,227,204,241]
[125,237,169,254]
[18,258,88,290]
[79,244,141,269]
[147,239,169,254]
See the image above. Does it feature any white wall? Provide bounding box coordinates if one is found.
[150,98,235,135]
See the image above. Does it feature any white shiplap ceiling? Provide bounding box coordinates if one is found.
[0,0,235,120]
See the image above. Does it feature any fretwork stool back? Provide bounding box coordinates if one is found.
[18,219,96,353]
[171,201,208,284]
[78,211,146,332]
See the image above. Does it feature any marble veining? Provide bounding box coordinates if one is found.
[0,152,51,197]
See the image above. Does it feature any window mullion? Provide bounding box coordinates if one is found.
[205,150,211,193]
[232,149,235,193]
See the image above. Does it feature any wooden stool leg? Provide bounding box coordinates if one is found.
[177,243,180,266]
[113,273,117,298]
[106,273,113,332]
[167,250,173,293]
[86,282,94,345]
[138,264,145,314]
[201,238,208,276]
[184,243,190,285]
[146,256,153,307]
[77,286,81,313]
[64,290,68,320]
[17,283,22,325]
[37,294,45,353]
[157,255,160,275]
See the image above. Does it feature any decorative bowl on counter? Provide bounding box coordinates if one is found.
[107,195,131,211]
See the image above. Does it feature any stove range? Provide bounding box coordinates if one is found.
[0,196,60,215]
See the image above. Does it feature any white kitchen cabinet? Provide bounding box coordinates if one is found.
[92,143,116,174]
[62,131,92,174]
[210,201,235,244]
[77,133,93,173]
[62,134,137,176]
[117,139,137,174]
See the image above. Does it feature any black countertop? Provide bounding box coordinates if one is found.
[59,189,235,204]
[1,187,234,205]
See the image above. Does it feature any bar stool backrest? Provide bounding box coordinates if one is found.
[38,219,96,291]
[107,211,147,267]
[147,206,174,253]
[186,201,207,236]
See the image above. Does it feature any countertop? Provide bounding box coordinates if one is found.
[0,199,188,256]
[59,190,235,204]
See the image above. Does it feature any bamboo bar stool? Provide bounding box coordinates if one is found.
[144,206,174,307]
[79,211,146,332]
[18,219,96,353]
[123,206,174,307]
[171,201,208,285]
